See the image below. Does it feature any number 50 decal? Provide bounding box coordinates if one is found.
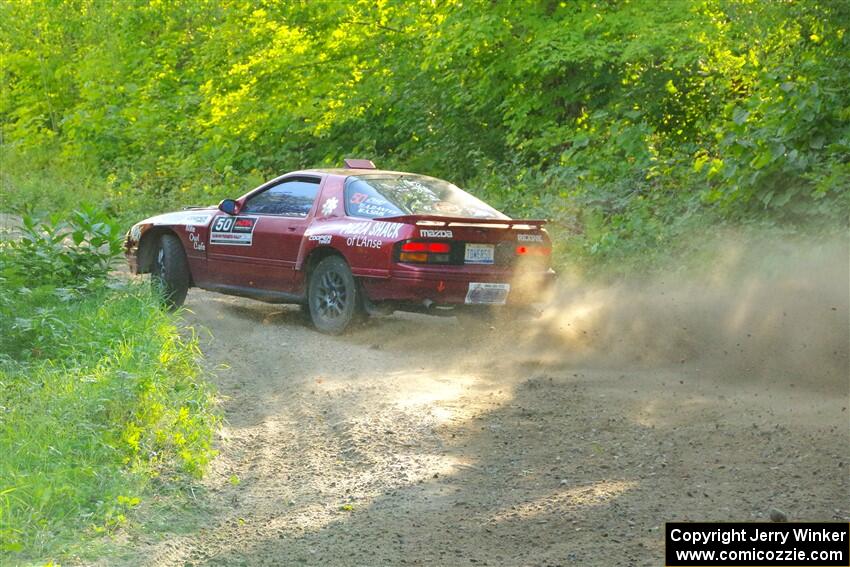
[210,215,258,246]
[213,216,234,232]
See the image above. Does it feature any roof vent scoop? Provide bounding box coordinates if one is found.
[343,158,376,169]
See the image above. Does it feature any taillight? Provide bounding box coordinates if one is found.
[401,242,450,253]
[516,245,551,256]
[398,241,452,263]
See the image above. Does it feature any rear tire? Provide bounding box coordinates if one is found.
[307,256,362,334]
[151,234,190,309]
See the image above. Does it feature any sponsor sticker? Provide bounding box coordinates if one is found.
[356,203,398,217]
[188,231,206,251]
[346,236,383,249]
[517,233,544,243]
[184,214,212,226]
[210,215,258,246]
[232,218,256,233]
[309,234,332,245]
[321,197,339,216]
[347,193,401,218]
[420,229,453,238]
[465,283,510,305]
[340,221,402,239]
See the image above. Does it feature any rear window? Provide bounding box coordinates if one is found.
[344,174,508,220]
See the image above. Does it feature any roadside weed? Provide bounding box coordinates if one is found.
[0,215,219,562]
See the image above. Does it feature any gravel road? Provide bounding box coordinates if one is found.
[124,238,848,566]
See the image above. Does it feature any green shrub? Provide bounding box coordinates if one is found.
[0,214,219,562]
[0,206,123,358]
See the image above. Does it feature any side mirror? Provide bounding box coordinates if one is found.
[218,199,238,215]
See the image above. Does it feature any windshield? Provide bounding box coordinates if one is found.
[344,174,508,220]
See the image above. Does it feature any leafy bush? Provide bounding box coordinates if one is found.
[5,207,121,283]
[0,207,123,358]
[0,214,218,561]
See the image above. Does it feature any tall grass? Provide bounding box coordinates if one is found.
[0,143,107,219]
[0,211,218,562]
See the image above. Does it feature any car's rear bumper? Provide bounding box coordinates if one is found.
[361,266,556,305]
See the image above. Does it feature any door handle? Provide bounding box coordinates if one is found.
[287,226,297,231]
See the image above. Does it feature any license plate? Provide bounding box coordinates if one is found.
[464,243,495,265]
[465,282,510,305]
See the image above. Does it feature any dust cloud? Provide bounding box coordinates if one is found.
[519,233,849,394]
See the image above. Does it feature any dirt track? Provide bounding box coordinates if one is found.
[126,238,848,567]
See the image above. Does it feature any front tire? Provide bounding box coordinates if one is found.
[307,256,361,334]
[151,233,190,309]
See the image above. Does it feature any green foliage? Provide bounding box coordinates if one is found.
[1,0,848,268]
[2,206,121,288]
[0,215,218,561]
[0,207,123,359]
[700,0,850,218]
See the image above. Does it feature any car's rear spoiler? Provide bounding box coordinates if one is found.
[378,214,547,228]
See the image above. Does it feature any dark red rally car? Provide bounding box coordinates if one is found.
[125,160,556,333]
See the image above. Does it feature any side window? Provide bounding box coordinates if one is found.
[241,178,320,216]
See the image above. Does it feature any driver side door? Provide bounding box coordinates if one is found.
[206,176,322,293]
